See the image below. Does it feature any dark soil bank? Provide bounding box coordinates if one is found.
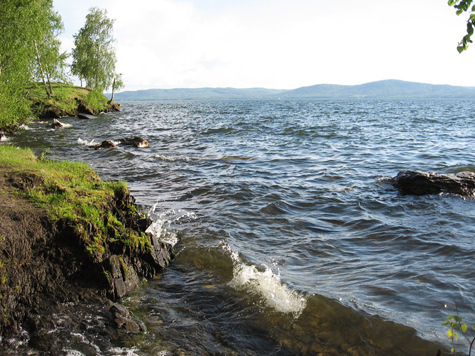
[0,165,173,355]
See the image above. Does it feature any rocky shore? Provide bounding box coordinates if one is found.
[0,147,173,354]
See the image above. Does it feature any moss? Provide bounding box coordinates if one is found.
[26,82,120,119]
[0,146,149,262]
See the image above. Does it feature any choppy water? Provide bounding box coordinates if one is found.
[4,99,475,355]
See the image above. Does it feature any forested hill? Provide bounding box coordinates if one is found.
[113,80,475,101]
[112,88,286,101]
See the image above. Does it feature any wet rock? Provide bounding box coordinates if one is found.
[110,303,146,333]
[392,170,475,196]
[119,136,149,148]
[94,140,118,150]
[50,118,64,128]
[78,113,97,120]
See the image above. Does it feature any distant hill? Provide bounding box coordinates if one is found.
[112,80,475,101]
[112,87,286,101]
[279,80,475,99]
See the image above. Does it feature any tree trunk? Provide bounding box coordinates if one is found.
[46,73,54,96]
[109,78,115,103]
[33,40,51,98]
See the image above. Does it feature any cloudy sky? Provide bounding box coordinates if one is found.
[53,0,475,92]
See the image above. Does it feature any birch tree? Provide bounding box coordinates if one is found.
[71,8,118,92]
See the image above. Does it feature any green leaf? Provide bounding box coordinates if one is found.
[457,45,466,53]
[451,347,456,354]
[448,329,454,338]
[454,315,463,323]
[457,9,464,15]
[461,324,468,333]
[448,0,456,5]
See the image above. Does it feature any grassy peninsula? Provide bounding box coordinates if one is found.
[0,83,121,133]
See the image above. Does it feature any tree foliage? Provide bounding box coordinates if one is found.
[448,0,475,52]
[71,8,118,92]
[32,7,69,98]
[0,0,67,129]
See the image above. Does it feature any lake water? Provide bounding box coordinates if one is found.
[4,99,475,355]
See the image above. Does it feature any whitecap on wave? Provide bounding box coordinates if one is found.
[77,138,98,147]
[145,204,197,246]
[222,243,307,316]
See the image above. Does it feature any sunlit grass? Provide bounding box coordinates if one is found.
[0,146,150,261]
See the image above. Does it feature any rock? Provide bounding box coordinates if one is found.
[110,303,146,333]
[0,131,4,141]
[94,140,118,150]
[50,119,64,128]
[78,113,97,120]
[391,170,475,196]
[119,136,149,148]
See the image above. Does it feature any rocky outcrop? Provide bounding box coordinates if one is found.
[0,167,174,338]
[392,170,475,196]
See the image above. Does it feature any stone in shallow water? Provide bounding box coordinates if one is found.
[391,170,475,196]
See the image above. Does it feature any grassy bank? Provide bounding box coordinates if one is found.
[0,145,173,341]
[0,146,148,261]
[0,83,120,133]
[27,83,121,119]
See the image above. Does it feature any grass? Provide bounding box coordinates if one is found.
[27,82,112,117]
[0,146,151,262]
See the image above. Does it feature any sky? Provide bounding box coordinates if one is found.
[53,0,475,92]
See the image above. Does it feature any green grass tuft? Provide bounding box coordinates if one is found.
[0,146,150,262]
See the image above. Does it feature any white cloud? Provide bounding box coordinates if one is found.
[53,0,475,91]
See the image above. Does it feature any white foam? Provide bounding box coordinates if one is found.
[154,154,193,162]
[107,346,142,356]
[223,243,307,316]
[77,138,98,147]
[146,205,196,246]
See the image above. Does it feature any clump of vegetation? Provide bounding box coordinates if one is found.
[444,313,475,355]
[27,83,119,118]
[0,146,150,262]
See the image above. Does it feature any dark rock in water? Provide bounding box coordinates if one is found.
[94,140,118,150]
[119,136,149,148]
[392,170,475,196]
[78,113,97,120]
[110,303,146,333]
[50,118,64,128]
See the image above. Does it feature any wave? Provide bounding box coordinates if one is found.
[222,242,307,316]
[77,138,99,147]
[146,204,197,246]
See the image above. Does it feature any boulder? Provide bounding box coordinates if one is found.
[94,140,118,150]
[119,136,149,148]
[391,170,475,196]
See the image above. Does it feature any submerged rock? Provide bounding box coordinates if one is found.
[50,118,64,128]
[392,170,475,196]
[119,136,149,148]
